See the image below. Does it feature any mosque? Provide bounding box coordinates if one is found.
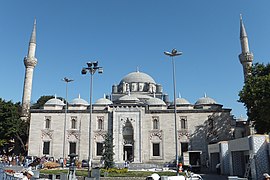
[22,16,252,167]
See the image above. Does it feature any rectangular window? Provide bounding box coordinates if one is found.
[43,141,50,155]
[96,142,103,156]
[153,143,160,156]
[181,142,188,155]
[69,142,76,154]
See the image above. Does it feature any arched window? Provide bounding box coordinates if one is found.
[45,117,51,129]
[98,119,104,130]
[181,119,187,129]
[71,118,76,129]
[153,119,159,129]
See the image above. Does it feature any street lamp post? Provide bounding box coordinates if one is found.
[62,77,74,166]
[164,49,182,176]
[81,61,103,178]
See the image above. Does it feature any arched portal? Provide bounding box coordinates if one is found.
[122,120,134,162]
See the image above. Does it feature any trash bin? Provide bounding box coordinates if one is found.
[92,168,100,180]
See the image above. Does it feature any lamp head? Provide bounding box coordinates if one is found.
[81,68,87,75]
[93,61,98,67]
[87,62,93,67]
[172,49,178,54]
[98,67,103,74]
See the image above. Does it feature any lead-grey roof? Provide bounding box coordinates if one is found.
[120,71,156,84]
[70,97,89,106]
[95,98,113,105]
[146,97,166,106]
[45,97,65,106]
[195,96,216,105]
[174,98,190,105]
[118,95,140,102]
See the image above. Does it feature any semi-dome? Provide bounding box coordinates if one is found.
[70,95,89,106]
[120,71,156,84]
[118,95,140,102]
[195,95,216,105]
[95,98,113,105]
[175,98,190,105]
[45,97,65,106]
[146,97,166,106]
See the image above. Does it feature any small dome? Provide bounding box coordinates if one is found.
[175,98,190,105]
[45,97,65,106]
[146,97,166,106]
[95,98,113,105]
[118,95,140,102]
[120,71,156,84]
[195,95,216,105]
[70,95,89,106]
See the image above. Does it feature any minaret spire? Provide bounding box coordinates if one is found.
[21,19,38,119]
[239,15,253,81]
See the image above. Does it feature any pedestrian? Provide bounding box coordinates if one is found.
[263,173,270,180]
[22,170,34,180]
[216,163,221,174]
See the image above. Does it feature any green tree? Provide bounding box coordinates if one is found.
[0,98,28,155]
[101,133,115,168]
[239,63,270,133]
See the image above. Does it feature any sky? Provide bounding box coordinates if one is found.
[0,1,270,119]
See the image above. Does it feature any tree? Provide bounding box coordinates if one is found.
[101,133,115,168]
[0,98,28,155]
[239,63,270,133]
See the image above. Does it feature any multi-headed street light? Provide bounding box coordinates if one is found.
[62,77,74,166]
[164,48,182,176]
[81,61,103,178]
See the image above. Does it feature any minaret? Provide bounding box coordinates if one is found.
[238,15,253,81]
[21,19,38,119]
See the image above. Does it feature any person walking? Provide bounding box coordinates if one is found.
[21,170,34,180]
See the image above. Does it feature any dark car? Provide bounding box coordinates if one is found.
[164,160,177,169]
[81,159,89,167]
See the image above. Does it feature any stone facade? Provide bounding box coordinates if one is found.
[28,70,235,167]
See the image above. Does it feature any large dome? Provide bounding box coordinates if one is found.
[120,71,156,84]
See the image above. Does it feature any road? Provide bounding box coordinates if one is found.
[201,173,228,180]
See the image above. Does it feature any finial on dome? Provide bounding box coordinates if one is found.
[54,94,57,99]
[136,66,140,72]
[178,93,182,98]
[78,94,81,99]
[103,94,106,98]
[204,93,207,98]
[153,93,156,98]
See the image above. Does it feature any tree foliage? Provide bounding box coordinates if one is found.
[0,98,28,155]
[239,63,270,133]
[101,133,115,168]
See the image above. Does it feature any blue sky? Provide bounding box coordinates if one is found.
[0,1,270,119]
